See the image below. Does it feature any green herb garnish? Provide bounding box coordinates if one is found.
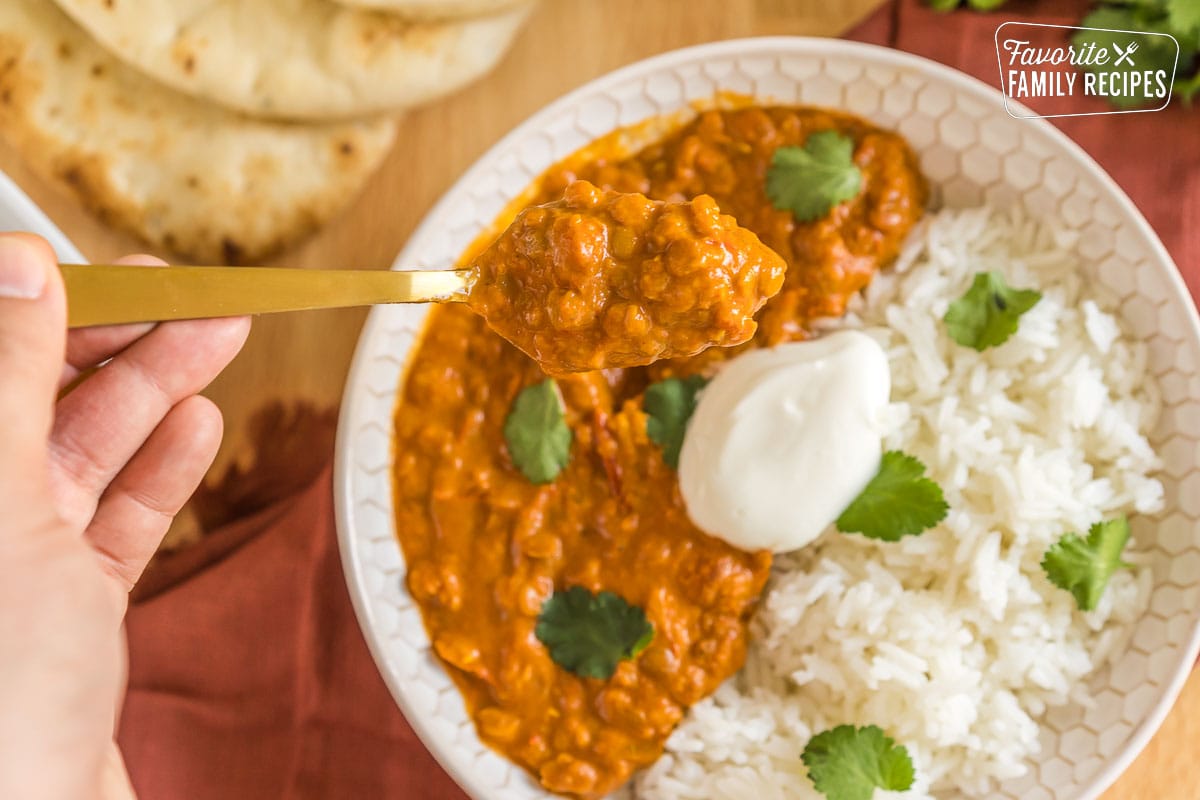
[1169,0,1200,37]
[943,271,1041,351]
[503,378,572,483]
[644,374,708,469]
[836,451,948,541]
[535,586,654,679]
[1074,5,1200,108]
[1042,517,1134,611]
[802,724,916,800]
[765,131,863,222]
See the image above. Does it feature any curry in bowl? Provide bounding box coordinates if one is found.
[389,102,1162,799]
[395,103,923,796]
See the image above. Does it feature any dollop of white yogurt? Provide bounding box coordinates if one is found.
[678,330,892,553]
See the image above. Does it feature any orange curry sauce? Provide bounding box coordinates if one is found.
[391,105,926,797]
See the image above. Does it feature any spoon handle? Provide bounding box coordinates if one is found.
[60,264,471,328]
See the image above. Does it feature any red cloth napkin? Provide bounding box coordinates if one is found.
[117,2,1199,798]
[119,463,465,800]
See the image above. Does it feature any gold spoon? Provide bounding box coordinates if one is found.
[60,263,473,328]
[58,183,784,375]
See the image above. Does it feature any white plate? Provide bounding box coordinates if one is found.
[335,37,1200,800]
[0,171,82,262]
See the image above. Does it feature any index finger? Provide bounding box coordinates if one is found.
[61,255,164,388]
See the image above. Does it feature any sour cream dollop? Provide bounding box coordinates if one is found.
[678,330,892,553]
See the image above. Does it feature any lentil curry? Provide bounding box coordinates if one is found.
[392,104,926,798]
[466,180,787,374]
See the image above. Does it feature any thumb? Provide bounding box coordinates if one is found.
[0,233,64,493]
[100,741,136,800]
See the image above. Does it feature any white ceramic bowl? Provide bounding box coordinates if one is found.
[0,170,83,262]
[335,37,1200,800]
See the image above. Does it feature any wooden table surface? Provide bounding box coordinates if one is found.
[1,0,1195,795]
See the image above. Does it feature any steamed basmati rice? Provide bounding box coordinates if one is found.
[634,206,1164,799]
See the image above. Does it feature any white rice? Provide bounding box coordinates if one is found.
[633,206,1164,799]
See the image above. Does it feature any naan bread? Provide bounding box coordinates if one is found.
[51,0,533,120]
[332,0,528,20]
[0,0,398,264]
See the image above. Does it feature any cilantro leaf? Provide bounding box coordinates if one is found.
[535,587,654,679]
[644,375,708,469]
[504,378,572,483]
[766,131,863,223]
[1042,517,1134,611]
[1073,7,1194,109]
[836,451,948,541]
[802,724,915,800]
[1168,0,1200,39]
[943,271,1041,351]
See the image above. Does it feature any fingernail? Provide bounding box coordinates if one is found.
[0,236,47,300]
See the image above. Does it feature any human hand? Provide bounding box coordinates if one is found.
[0,234,250,800]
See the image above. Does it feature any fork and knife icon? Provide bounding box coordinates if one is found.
[1112,41,1139,67]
